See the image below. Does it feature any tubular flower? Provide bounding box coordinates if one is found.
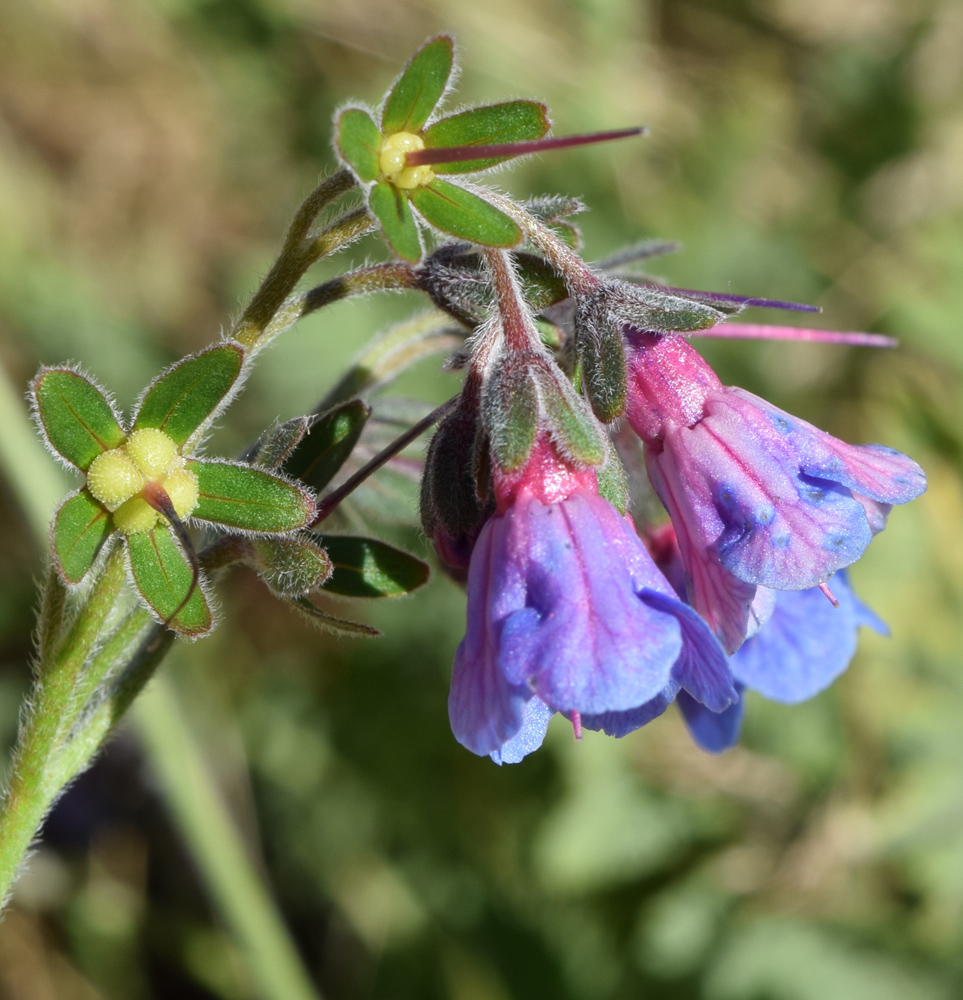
[448,436,734,764]
[623,328,926,654]
[605,524,889,753]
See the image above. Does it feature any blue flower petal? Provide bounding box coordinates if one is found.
[730,571,887,703]
[581,680,680,737]
[490,697,553,764]
[678,687,744,752]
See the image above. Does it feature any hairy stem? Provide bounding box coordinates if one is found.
[0,546,127,905]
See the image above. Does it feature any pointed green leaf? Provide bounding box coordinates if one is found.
[381,35,453,135]
[410,180,520,247]
[32,368,124,471]
[250,536,332,598]
[52,490,112,584]
[133,343,244,445]
[283,400,371,490]
[127,527,212,637]
[423,101,550,173]
[189,461,314,533]
[291,596,380,637]
[369,182,422,262]
[483,364,538,472]
[318,535,429,598]
[336,108,382,183]
[533,367,607,467]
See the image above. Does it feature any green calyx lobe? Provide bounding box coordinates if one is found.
[423,101,550,173]
[484,363,539,473]
[533,368,607,467]
[134,343,244,446]
[250,536,332,598]
[127,528,212,637]
[409,180,520,247]
[381,35,453,135]
[33,369,124,471]
[283,400,371,491]
[317,535,429,598]
[369,182,423,262]
[337,108,382,183]
[189,461,314,533]
[53,490,112,584]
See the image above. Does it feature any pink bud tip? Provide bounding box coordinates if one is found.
[405,127,647,167]
[818,581,840,608]
[693,323,898,349]
[571,710,583,741]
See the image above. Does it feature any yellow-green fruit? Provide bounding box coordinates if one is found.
[379,131,434,189]
[127,427,179,478]
[86,449,145,511]
[113,497,159,534]
[163,469,199,520]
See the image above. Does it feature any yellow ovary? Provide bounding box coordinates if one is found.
[86,450,145,511]
[113,497,159,534]
[379,132,435,190]
[127,427,179,478]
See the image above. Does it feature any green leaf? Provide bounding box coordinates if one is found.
[578,316,627,423]
[190,461,314,533]
[127,527,212,637]
[133,343,244,445]
[283,400,371,490]
[52,490,112,584]
[369,182,423,262]
[290,596,380,637]
[533,368,607,466]
[250,536,332,598]
[381,35,453,135]
[410,180,520,247]
[32,368,124,471]
[318,535,429,598]
[336,108,382,183]
[423,101,550,173]
[483,364,539,472]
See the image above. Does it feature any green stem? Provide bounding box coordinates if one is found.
[134,676,321,1000]
[0,546,126,905]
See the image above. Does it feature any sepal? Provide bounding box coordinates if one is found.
[250,417,310,471]
[423,101,550,173]
[409,180,521,247]
[133,343,245,447]
[282,400,371,490]
[126,527,213,637]
[381,35,454,135]
[248,536,332,598]
[482,360,539,472]
[531,364,606,467]
[575,294,627,422]
[291,596,380,637]
[369,182,423,262]
[189,460,315,533]
[31,367,125,471]
[52,490,112,585]
[335,107,382,183]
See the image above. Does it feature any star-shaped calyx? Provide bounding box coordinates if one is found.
[31,343,316,636]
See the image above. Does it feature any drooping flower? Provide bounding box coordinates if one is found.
[622,328,925,653]
[591,523,889,753]
[448,436,736,763]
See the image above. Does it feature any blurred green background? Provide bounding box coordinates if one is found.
[1,0,962,997]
